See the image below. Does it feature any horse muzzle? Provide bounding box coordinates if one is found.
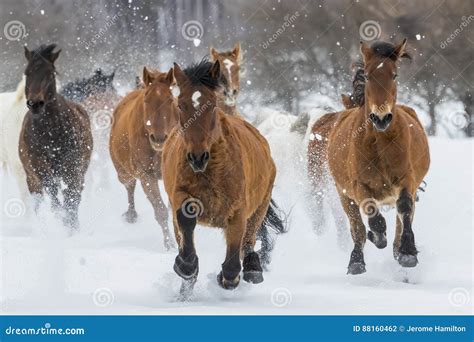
[26,99,45,114]
[187,151,210,173]
[369,113,393,132]
[223,89,238,106]
[148,134,167,152]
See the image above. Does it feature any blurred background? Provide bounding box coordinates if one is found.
[0,0,472,137]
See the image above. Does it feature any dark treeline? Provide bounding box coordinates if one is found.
[0,0,472,136]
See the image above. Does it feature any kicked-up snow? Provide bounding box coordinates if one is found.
[0,127,472,314]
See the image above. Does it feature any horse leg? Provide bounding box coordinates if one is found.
[26,174,43,214]
[140,176,174,250]
[173,203,199,280]
[62,175,84,230]
[242,202,267,282]
[365,201,388,249]
[394,188,418,267]
[45,179,61,213]
[122,179,138,223]
[218,210,246,290]
[339,193,367,274]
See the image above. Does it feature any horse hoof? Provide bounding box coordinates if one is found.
[347,262,366,275]
[243,271,264,284]
[174,255,199,280]
[217,272,240,290]
[368,231,387,249]
[397,254,418,268]
[122,210,137,223]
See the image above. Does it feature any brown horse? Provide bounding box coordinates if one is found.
[109,67,177,250]
[308,39,430,274]
[162,59,284,292]
[19,44,93,230]
[210,42,242,115]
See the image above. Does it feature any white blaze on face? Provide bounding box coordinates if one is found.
[192,91,201,109]
[146,120,151,126]
[223,58,234,87]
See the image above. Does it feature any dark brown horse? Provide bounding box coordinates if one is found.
[162,59,284,293]
[19,44,93,230]
[109,67,177,250]
[308,39,430,274]
[210,42,242,115]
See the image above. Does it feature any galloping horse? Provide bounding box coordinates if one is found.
[210,42,242,115]
[162,59,284,291]
[19,44,93,229]
[308,39,430,274]
[109,67,177,250]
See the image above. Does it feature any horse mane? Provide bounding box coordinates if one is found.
[61,68,116,102]
[348,41,412,107]
[183,58,227,90]
[29,44,58,63]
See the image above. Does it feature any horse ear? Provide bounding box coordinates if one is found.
[49,49,61,63]
[142,67,155,86]
[173,63,186,86]
[24,46,31,61]
[394,38,408,59]
[210,60,221,80]
[360,41,372,63]
[166,67,175,86]
[232,42,241,58]
[210,47,219,61]
[341,94,355,109]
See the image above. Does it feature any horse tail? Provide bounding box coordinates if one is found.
[15,76,26,103]
[257,198,287,268]
[289,112,310,136]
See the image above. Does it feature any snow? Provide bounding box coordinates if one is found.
[0,130,472,314]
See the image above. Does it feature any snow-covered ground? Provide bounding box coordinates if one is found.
[1,124,472,314]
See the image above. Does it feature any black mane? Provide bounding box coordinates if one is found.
[30,44,58,62]
[60,69,115,102]
[183,58,227,90]
[370,41,411,61]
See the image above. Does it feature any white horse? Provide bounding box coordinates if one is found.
[252,106,351,250]
[0,77,29,206]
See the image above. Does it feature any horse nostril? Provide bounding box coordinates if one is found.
[202,151,210,162]
[369,113,377,123]
[26,100,34,108]
[187,153,194,163]
[38,101,45,107]
[149,134,157,143]
[385,113,393,123]
[232,89,238,95]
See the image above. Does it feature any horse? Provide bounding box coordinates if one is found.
[19,44,93,230]
[109,67,177,250]
[308,39,430,274]
[0,77,29,206]
[61,69,121,193]
[253,106,351,249]
[162,59,284,293]
[210,42,242,115]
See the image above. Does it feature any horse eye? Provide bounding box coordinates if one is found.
[393,73,398,80]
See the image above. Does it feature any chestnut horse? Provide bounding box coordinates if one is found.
[19,44,93,229]
[109,67,177,250]
[210,42,242,115]
[162,59,284,292]
[308,39,430,274]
